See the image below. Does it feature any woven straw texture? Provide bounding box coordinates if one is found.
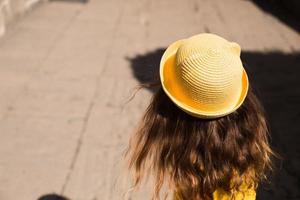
[160,33,248,118]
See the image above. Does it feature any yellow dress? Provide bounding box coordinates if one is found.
[173,182,256,200]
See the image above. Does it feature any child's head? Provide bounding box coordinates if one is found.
[160,33,248,119]
[126,34,274,200]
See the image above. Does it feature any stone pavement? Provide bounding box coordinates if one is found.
[0,0,299,200]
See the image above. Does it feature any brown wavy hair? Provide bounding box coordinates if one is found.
[125,83,275,200]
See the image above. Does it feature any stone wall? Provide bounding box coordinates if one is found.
[0,0,43,37]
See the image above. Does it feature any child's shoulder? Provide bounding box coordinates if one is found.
[213,182,256,200]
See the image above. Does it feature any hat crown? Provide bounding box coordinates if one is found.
[175,34,244,112]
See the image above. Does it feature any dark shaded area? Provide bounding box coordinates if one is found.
[125,49,164,92]
[241,52,300,200]
[38,194,70,200]
[127,49,300,200]
[251,0,300,33]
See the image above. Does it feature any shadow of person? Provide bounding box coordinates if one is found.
[125,48,165,93]
[126,49,300,200]
[37,194,70,200]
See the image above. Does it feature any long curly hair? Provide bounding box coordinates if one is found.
[125,84,275,200]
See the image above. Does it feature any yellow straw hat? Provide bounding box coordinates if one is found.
[160,33,249,119]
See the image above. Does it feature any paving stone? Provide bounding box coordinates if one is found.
[0,0,299,199]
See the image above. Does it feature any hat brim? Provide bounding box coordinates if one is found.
[160,39,249,119]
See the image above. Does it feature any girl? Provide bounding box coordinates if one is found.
[125,33,275,200]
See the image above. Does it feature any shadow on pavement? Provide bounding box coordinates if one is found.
[38,194,70,200]
[127,49,300,200]
[251,0,300,33]
[125,49,164,92]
